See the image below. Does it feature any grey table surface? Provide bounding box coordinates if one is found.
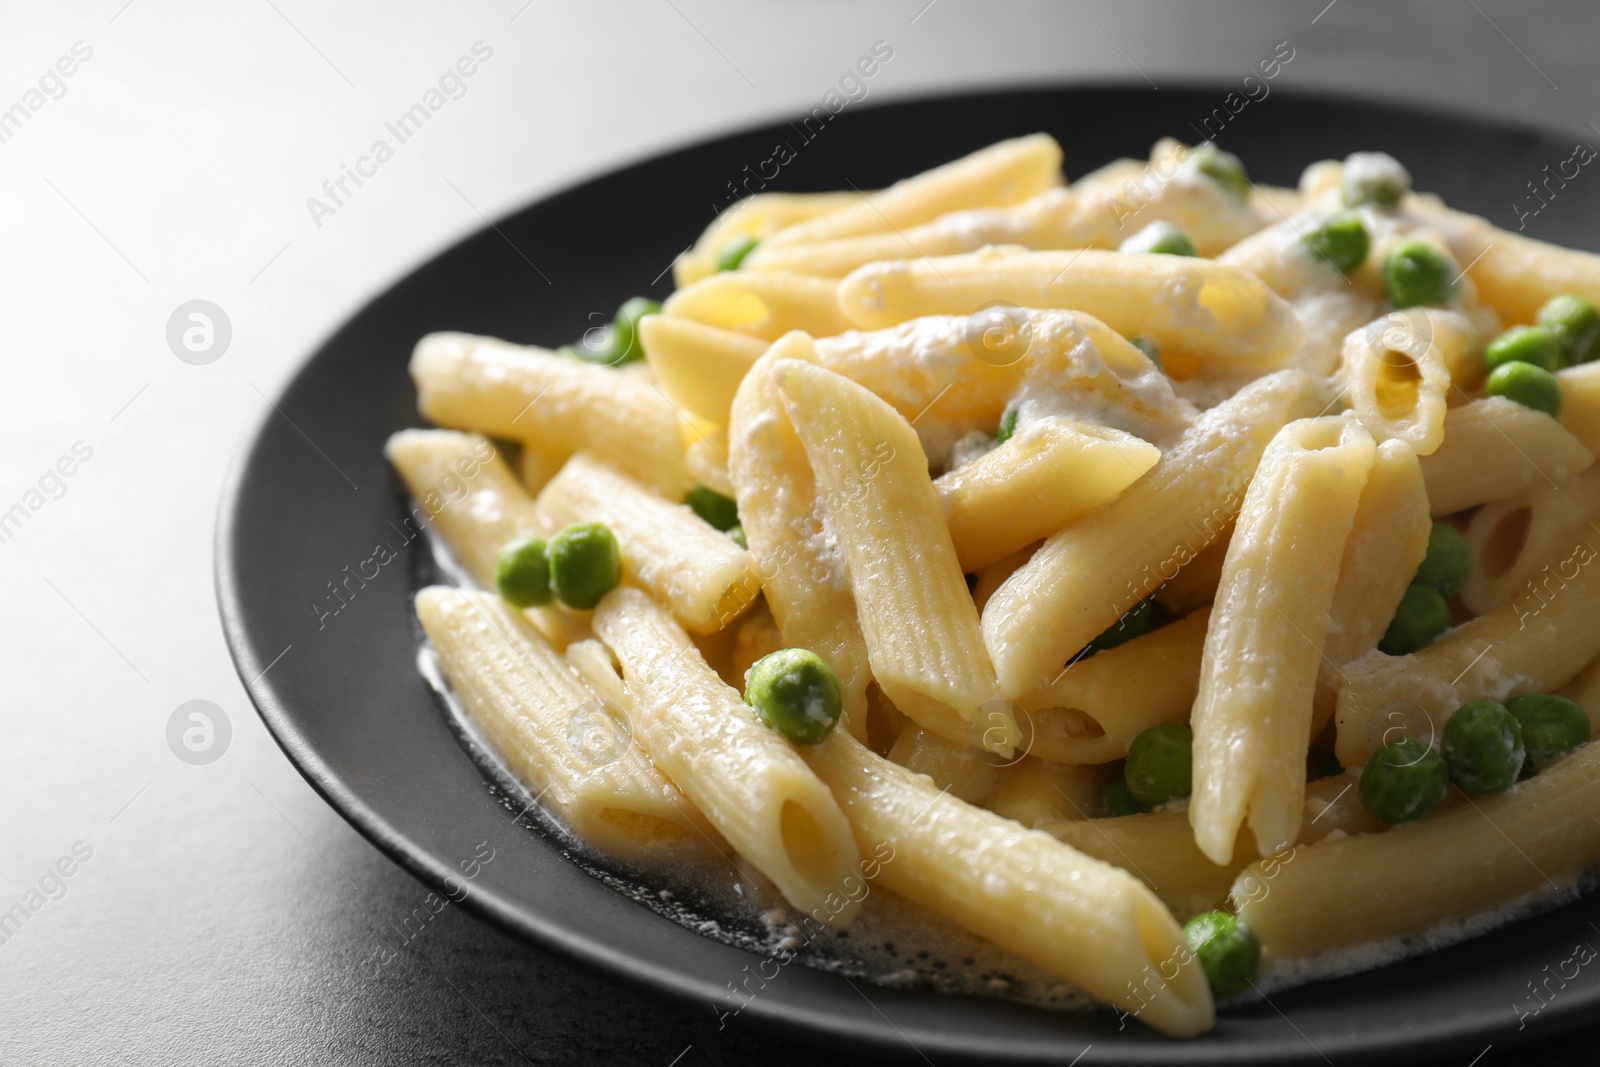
[5,1,1600,1063]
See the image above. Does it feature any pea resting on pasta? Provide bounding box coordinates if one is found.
[396,132,1600,1040]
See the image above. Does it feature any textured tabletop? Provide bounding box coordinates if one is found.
[4,1,1599,1063]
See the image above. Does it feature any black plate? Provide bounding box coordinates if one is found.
[217,85,1600,1064]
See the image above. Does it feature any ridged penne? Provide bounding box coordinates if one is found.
[805,732,1215,1038]
[1237,741,1600,959]
[934,417,1161,570]
[752,133,1063,252]
[535,452,757,634]
[982,370,1320,698]
[1015,608,1210,766]
[1462,466,1600,615]
[1311,439,1432,735]
[416,586,713,863]
[1190,416,1375,864]
[1334,524,1600,767]
[774,357,1019,755]
[593,587,862,921]
[1417,396,1595,515]
[386,429,551,586]
[410,332,690,495]
[726,337,873,738]
[837,247,1306,367]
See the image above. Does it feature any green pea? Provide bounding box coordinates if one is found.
[1507,693,1590,772]
[995,405,1019,445]
[1182,910,1260,999]
[1119,221,1196,257]
[1341,151,1411,208]
[1124,723,1193,809]
[1442,699,1525,796]
[727,525,748,550]
[1537,294,1600,366]
[744,647,842,744]
[547,522,622,610]
[684,483,740,532]
[1379,584,1452,655]
[1102,776,1144,817]
[603,297,661,365]
[1129,336,1163,371]
[1383,240,1457,309]
[1090,597,1154,654]
[1413,521,1472,599]
[1485,325,1561,374]
[1191,142,1251,203]
[1359,737,1449,824]
[1302,210,1369,274]
[493,537,552,608]
[715,235,760,272]
[1486,360,1563,417]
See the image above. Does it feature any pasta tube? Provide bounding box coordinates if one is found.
[1190,416,1376,864]
[386,430,551,587]
[836,247,1306,367]
[1236,741,1600,958]
[638,314,769,427]
[752,133,1063,252]
[774,357,1019,754]
[805,732,1215,1037]
[662,270,849,342]
[934,417,1161,570]
[982,369,1321,698]
[410,332,690,495]
[1334,524,1600,767]
[726,337,873,737]
[593,587,862,921]
[415,587,712,863]
[535,452,758,634]
[1015,608,1211,766]
[1312,439,1432,734]
[1417,397,1595,516]
[1462,466,1600,615]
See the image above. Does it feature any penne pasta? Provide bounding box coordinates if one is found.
[1190,416,1375,864]
[1312,438,1432,735]
[982,757,1110,827]
[774,357,1020,755]
[1336,312,1453,455]
[386,429,552,587]
[1417,396,1595,516]
[804,732,1215,1037]
[663,270,849,342]
[410,332,691,495]
[934,417,1161,570]
[836,247,1306,368]
[886,724,1003,805]
[535,452,758,634]
[416,586,713,863]
[1015,608,1210,766]
[726,337,874,738]
[752,133,1063,252]
[639,314,770,427]
[982,369,1321,698]
[1236,741,1600,959]
[1462,466,1600,615]
[593,587,862,921]
[1334,524,1600,767]
[676,190,864,287]
[1559,360,1600,452]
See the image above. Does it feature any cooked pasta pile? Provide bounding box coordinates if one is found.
[388,134,1600,1038]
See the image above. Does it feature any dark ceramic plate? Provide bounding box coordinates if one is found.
[217,86,1600,1064]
